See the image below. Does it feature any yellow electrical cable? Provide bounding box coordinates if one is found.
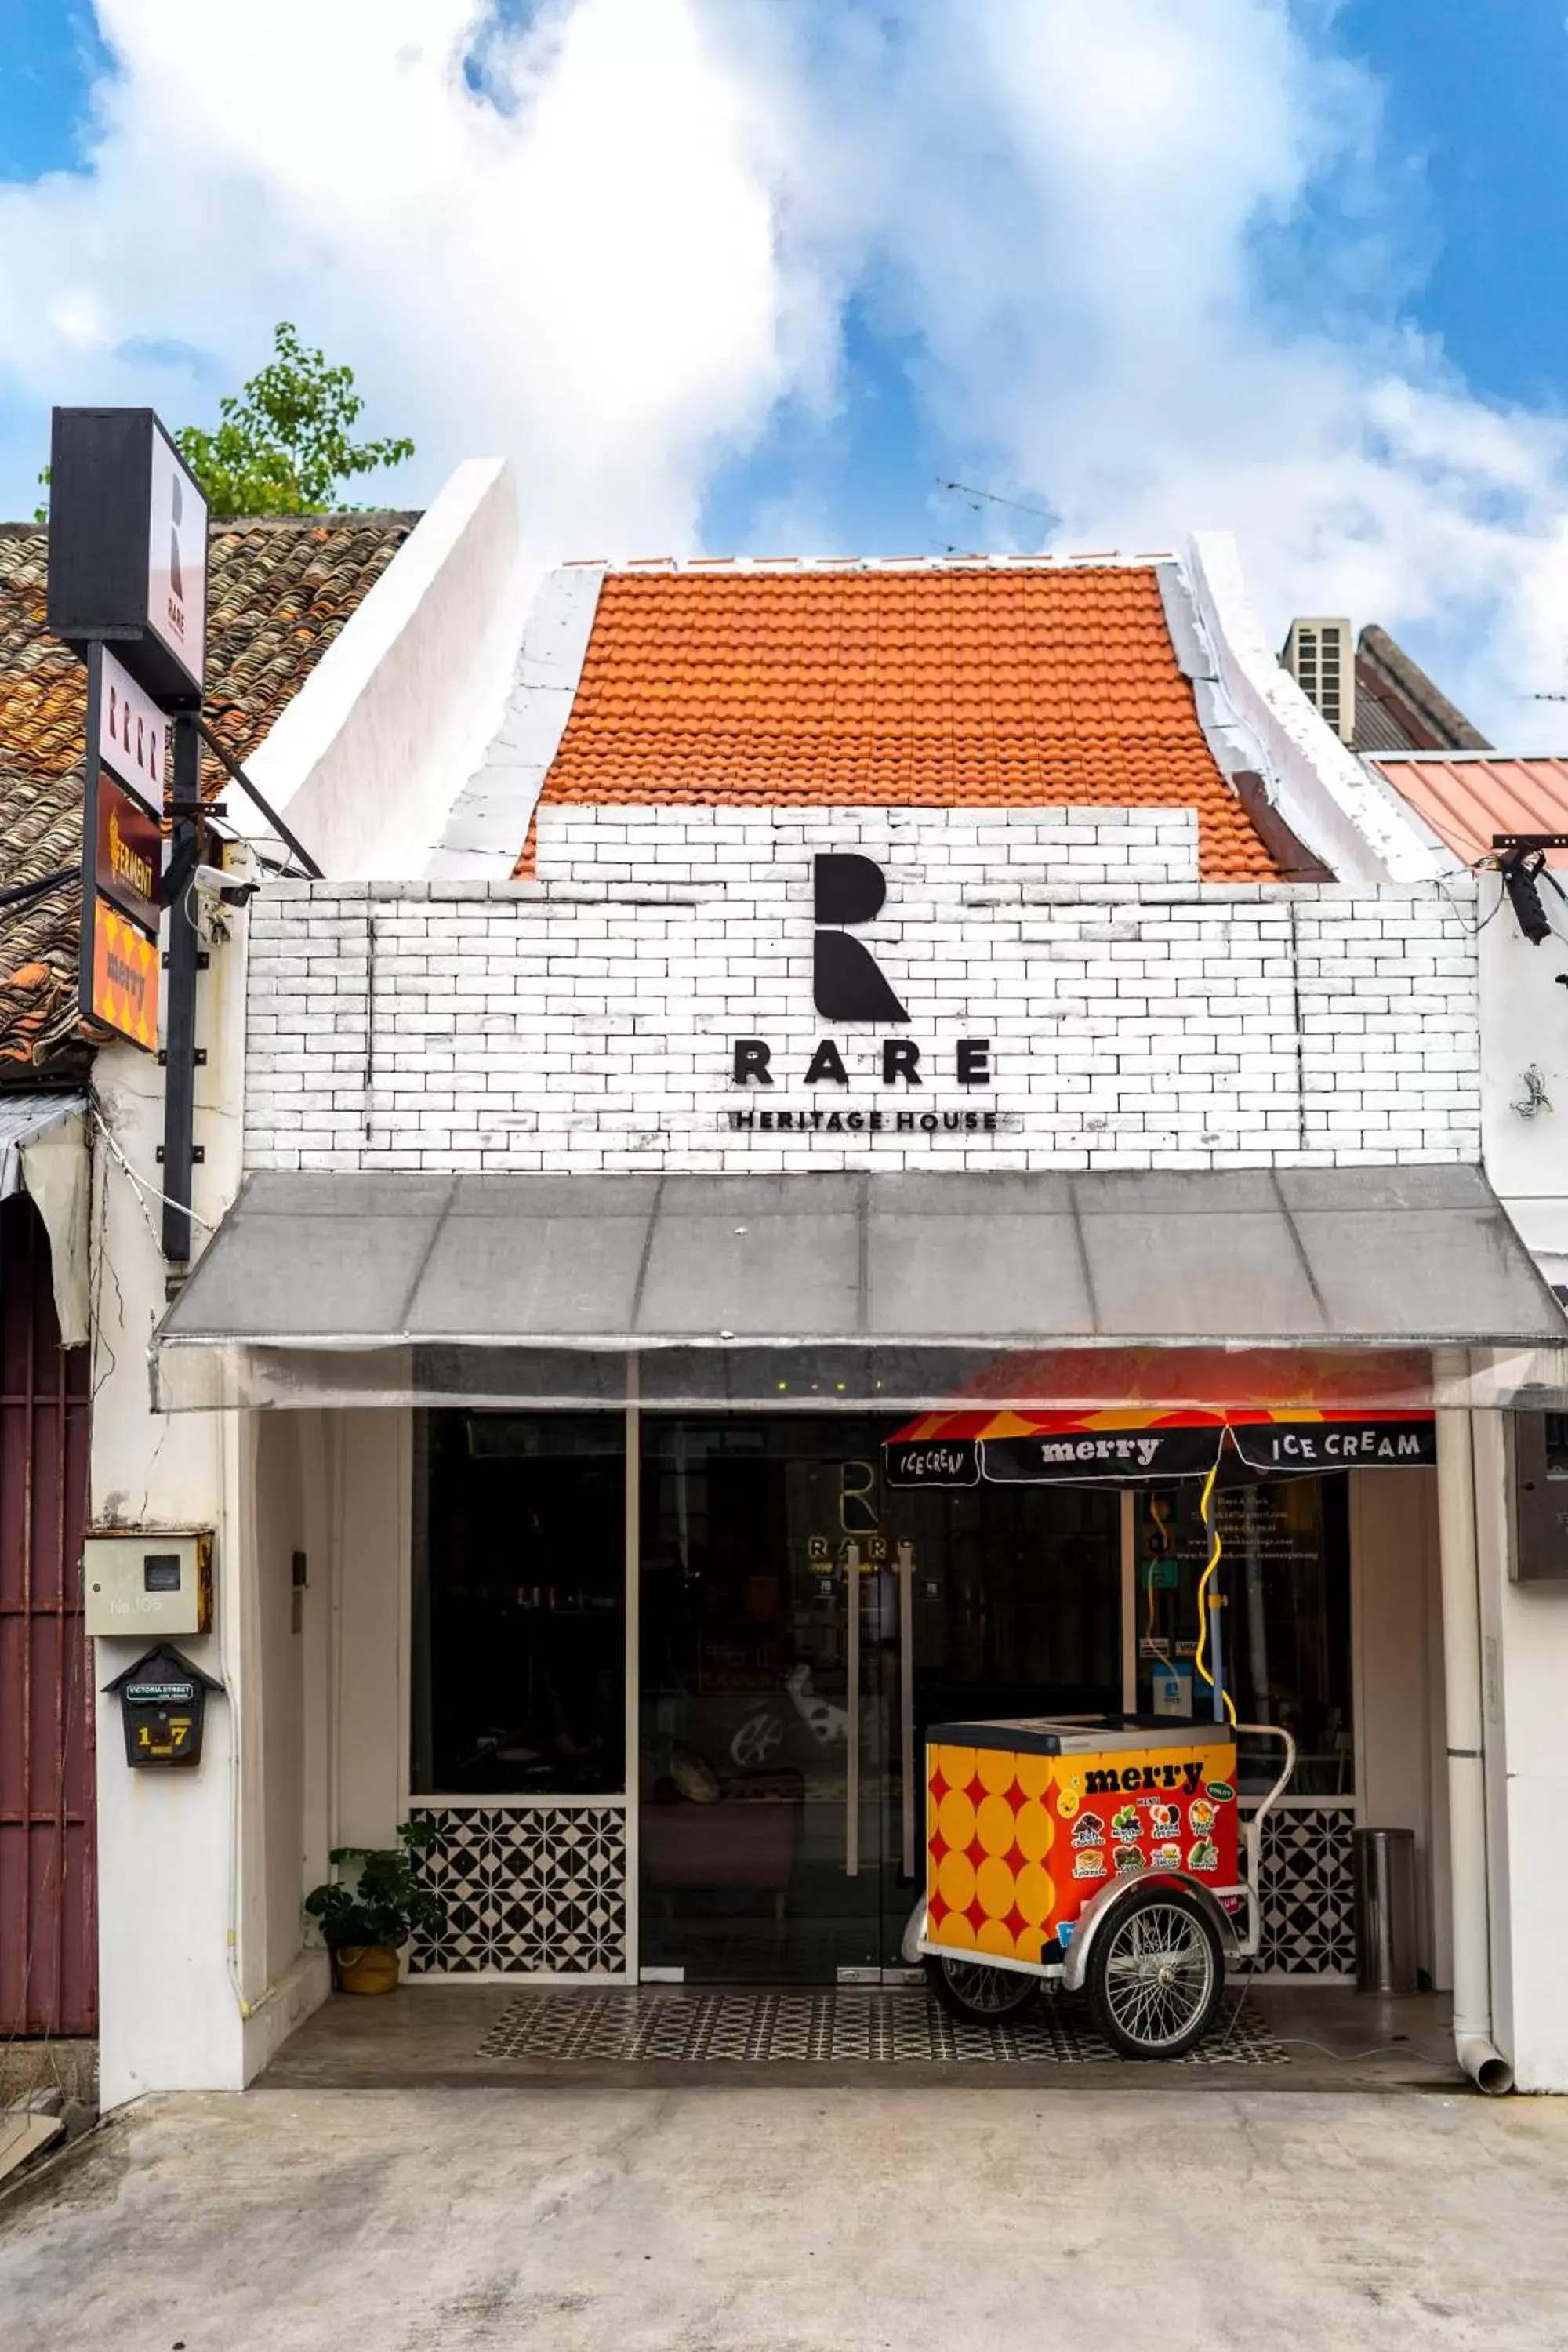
[1192,1454,1237,1725]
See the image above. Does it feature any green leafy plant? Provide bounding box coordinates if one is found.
[34,321,416,523]
[304,1820,446,1951]
[175,321,415,517]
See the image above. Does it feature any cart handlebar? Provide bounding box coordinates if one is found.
[1236,1722,1296,1915]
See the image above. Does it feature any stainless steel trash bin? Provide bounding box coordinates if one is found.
[1352,1826,1417,1997]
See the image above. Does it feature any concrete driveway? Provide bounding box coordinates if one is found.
[3,2084,1566,2350]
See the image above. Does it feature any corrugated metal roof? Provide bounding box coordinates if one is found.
[1370,754,1568,868]
[158,1165,1567,1357]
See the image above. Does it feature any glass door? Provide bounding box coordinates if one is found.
[638,1417,896,1981]
[638,1417,1127,1984]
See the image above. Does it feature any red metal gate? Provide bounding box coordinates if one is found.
[0,1189,95,2036]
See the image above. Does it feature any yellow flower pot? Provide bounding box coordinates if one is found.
[332,1944,401,1995]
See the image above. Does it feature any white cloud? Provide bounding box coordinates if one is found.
[738,0,1568,741]
[2,0,1566,742]
[0,0,822,549]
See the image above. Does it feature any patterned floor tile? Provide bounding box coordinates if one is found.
[475,1987,1288,2067]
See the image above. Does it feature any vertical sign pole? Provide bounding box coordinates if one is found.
[161,713,201,1265]
[76,642,103,1023]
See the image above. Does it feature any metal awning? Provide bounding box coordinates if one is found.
[0,1089,85,1200]
[157,1165,1566,1367]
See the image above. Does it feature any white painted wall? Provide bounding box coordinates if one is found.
[1473,870,1568,2086]
[245,808,1481,1178]
[89,456,530,2096]
[334,1413,412,1849]
[231,460,526,881]
[1479,869,1568,1272]
[89,876,258,2101]
[1185,533,1450,889]
[1352,1468,1450,1985]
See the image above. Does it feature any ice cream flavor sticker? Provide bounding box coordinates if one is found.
[1144,1802,1180,1838]
[1189,1800,1216,1835]
[1071,1811,1106,1848]
[1111,1805,1142,1842]
[1151,1842,1183,1869]
[1112,1845,1146,1875]
[1072,1849,1108,1880]
[1188,1838,1219,1873]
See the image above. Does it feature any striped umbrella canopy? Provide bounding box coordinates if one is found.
[883,1403,1436,1487]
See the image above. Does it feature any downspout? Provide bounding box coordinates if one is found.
[1434,1363,1514,2093]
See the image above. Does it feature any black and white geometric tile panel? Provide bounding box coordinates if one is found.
[1253,1806,1357,1976]
[476,1987,1290,2067]
[408,1806,628,1976]
[405,1800,1352,1981]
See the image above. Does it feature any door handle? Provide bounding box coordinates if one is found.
[898,1541,915,1878]
[844,1541,860,1877]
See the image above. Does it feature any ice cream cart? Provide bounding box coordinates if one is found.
[916,1715,1294,2056]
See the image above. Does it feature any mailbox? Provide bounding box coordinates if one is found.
[103,1643,223,1768]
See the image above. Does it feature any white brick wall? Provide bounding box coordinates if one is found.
[244,806,1482,1174]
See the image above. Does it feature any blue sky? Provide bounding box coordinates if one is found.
[0,1,1566,738]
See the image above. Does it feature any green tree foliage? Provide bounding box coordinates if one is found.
[175,321,415,517]
[35,321,416,521]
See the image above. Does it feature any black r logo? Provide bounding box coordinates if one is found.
[169,470,184,605]
[812,853,909,1022]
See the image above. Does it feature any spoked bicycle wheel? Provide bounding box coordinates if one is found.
[924,1953,1038,2022]
[1085,1885,1224,2059]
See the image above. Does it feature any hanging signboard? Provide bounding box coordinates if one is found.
[89,894,159,1051]
[76,643,163,1054]
[97,644,168,807]
[95,773,162,938]
[45,407,208,702]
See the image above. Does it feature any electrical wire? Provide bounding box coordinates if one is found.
[1192,1454,1236,1726]
[89,1105,215,1238]
[0,867,75,917]
[938,479,1057,528]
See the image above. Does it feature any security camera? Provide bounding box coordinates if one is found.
[191,863,260,908]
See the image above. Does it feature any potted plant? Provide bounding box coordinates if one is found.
[305,1820,447,1994]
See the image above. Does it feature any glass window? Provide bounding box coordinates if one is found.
[1135,1472,1352,1795]
[412,1411,625,1795]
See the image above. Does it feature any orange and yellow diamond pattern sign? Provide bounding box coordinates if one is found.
[926,1730,1241,1969]
[925,1741,1058,1965]
[89,894,159,1052]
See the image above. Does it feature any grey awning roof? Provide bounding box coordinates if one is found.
[0,1089,85,1200]
[156,1166,1568,1352]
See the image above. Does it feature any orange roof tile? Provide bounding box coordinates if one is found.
[533,566,1279,882]
[1372,754,1568,869]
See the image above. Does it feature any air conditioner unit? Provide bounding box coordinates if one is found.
[1283,617,1356,746]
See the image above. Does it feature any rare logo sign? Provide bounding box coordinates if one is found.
[729,851,995,1123]
[812,853,908,1022]
[146,422,208,691]
[98,646,167,808]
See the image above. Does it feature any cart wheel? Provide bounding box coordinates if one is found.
[924,1954,1037,2023]
[1086,1885,1224,2060]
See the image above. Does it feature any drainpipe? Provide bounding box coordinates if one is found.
[1434,1364,1514,2094]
